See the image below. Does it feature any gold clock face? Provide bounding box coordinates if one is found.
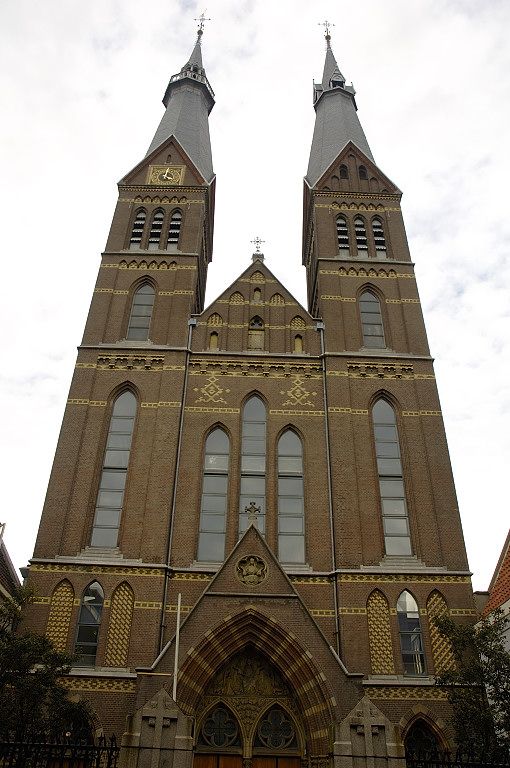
[148,165,184,185]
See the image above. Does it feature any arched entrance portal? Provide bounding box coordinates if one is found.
[193,649,305,768]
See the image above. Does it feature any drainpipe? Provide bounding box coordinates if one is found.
[158,317,196,654]
[317,321,341,657]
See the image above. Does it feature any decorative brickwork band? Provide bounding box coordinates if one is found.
[45,579,74,652]
[427,590,454,674]
[105,582,134,667]
[367,589,395,674]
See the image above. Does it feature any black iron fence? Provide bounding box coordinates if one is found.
[0,734,119,768]
[405,748,510,768]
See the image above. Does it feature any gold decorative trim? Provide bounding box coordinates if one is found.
[170,572,212,581]
[364,685,447,701]
[386,298,420,304]
[102,262,197,271]
[290,576,330,584]
[94,289,129,295]
[134,601,162,609]
[158,290,194,296]
[197,321,315,330]
[450,608,476,616]
[269,409,325,416]
[216,299,298,307]
[67,399,107,406]
[63,678,136,693]
[402,410,442,417]
[314,202,401,211]
[33,596,51,604]
[140,402,181,408]
[119,196,204,205]
[339,607,367,615]
[320,295,356,301]
[239,277,277,284]
[30,564,165,576]
[310,609,336,616]
[328,407,369,415]
[338,574,471,584]
[319,268,413,279]
[76,360,185,372]
[185,406,240,414]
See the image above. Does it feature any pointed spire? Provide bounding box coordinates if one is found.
[306,26,373,186]
[146,23,215,182]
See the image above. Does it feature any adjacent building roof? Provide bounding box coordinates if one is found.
[146,30,215,183]
[306,35,374,187]
[0,524,21,599]
[483,529,510,615]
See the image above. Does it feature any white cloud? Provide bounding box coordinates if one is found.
[0,0,508,590]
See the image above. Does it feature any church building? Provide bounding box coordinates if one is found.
[25,24,477,768]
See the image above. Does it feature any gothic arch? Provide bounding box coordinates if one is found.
[46,579,74,652]
[105,581,134,667]
[400,710,449,753]
[195,702,243,751]
[177,608,335,754]
[366,589,395,674]
[426,590,453,674]
[250,702,303,755]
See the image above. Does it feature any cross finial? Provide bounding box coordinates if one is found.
[250,236,265,254]
[319,20,334,44]
[194,11,211,38]
[245,501,261,528]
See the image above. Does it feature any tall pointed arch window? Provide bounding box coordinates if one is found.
[372,399,411,556]
[167,210,182,247]
[360,291,385,348]
[278,431,305,563]
[126,284,155,341]
[197,429,230,562]
[397,591,425,675]
[148,209,164,250]
[336,216,350,255]
[129,209,146,249]
[354,217,368,257]
[372,217,387,256]
[239,396,266,534]
[91,391,137,548]
[74,581,104,666]
[248,316,265,350]
[339,164,349,179]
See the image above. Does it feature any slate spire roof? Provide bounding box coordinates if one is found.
[146,27,215,182]
[306,32,374,186]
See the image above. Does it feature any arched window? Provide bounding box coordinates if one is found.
[148,209,164,250]
[253,706,298,751]
[360,291,385,348]
[91,391,137,548]
[248,316,265,350]
[354,217,368,257]
[197,429,230,562]
[209,331,219,350]
[74,581,104,666]
[397,591,425,675]
[359,165,368,180]
[126,284,155,341]
[404,720,442,756]
[239,396,266,534]
[372,399,411,556]
[129,209,146,249]
[336,216,350,255]
[293,335,303,353]
[339,164,348,179]
[278,431,305,563]
[167,210,182,247]
[253,287,262,303]
[197,705,242,750]
[372,217,387,255]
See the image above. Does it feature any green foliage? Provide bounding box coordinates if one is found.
[0,587,93,742]
[435,610,510,753]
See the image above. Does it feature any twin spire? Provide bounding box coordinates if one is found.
[146,24,374,188]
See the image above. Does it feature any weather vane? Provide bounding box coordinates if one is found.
[194,11,211,36]
[251,236,265,254]
[319,20,335,41]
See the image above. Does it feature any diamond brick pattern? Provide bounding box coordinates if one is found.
[105,582,134,667]
[46,580,74,652]
[367,589,395,674]
[427,590,453,674]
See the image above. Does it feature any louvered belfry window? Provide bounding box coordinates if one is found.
[148,210,164,250]
[336,216,350,255]
[129,209,146,249]
[372,217,387,255]
[354,217,368,257]
[167,210,182,246]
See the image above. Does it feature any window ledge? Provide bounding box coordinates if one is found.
[69,667,137,679]
[363,675,435,686]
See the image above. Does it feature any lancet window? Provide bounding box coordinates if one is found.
[336,215,350,255]
[129,209,146,249]
[278,431,305,563]
[126,283,155,341]
[372,217,387,255]
[397,591,426,675]
[167,210,182,247]
[360,290,385,348]
[148,209,164,250]
[74,581,104,666]
[372,399,411,556]
[91,391,137,548]
[197,429,230,562]
[354,217,368,257]
[248,316,265,350]
[239,396,266,535]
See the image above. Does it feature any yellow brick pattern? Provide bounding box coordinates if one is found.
[367,590,395,674]
[427,590,454,674]
[46,580,74,652]
[104,582,134,667]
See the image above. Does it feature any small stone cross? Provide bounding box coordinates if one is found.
[194,11,211,35]
[251,236,265,254]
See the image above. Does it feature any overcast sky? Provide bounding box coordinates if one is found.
[0,0,509,591]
